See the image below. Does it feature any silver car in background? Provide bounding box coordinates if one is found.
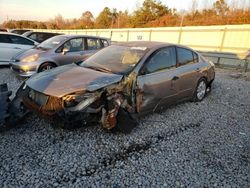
[0,32,38,65]
[10,35,110,77]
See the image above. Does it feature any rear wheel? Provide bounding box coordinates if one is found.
[38,62,56,72]
[192,78,207,102]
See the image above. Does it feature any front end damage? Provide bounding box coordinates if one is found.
[61,73,139,132]
[1,73,139,133]
[0,83,29,131]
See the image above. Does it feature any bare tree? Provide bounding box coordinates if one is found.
[191,0,198,14]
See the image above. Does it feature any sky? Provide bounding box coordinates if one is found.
[0,0,244,23]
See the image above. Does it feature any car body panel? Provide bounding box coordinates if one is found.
[136,68,179,113]
[26,64,123,97]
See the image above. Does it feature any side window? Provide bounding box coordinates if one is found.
[193,52,199,63]
[143,47,176,74]
[8,35,34,45]
[62,38,84,52]
[0,35,12,43]
[102,40,109,47]
[177,47,194,66]
[87,38,102,50]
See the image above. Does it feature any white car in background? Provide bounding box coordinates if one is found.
[0,32,38,65]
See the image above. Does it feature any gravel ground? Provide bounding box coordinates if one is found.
[0,67,249,187]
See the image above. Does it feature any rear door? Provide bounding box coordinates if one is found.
[175,47,201,99]
[0,34,34,63]
[85,38,103,55]
[136,47,179,113]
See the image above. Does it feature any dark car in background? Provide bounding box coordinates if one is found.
[23,31,61,43]
[10,35,110,76]
[18,41,215,132]
[9,29,32,35]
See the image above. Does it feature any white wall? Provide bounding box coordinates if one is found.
[34,24,250,54]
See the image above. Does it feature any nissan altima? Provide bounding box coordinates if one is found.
[16,41,215,133]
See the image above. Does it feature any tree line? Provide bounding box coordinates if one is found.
[2,0,250,29]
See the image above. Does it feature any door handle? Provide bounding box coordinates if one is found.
[14,47,21,49]
[172,76,179,81]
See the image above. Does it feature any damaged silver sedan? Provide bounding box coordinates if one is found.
[2,42,215,133]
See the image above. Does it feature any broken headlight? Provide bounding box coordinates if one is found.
[63,93,97,109]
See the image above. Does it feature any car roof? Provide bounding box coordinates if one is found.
[0,31,23,36]
[0,31,37,43]
[62,34,110,40]
[24,31,61,34]
[113,41,196,51]
[113,41,173,49]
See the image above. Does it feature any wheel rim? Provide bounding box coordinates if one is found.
[42,65,53,71]
[197,81,206,100]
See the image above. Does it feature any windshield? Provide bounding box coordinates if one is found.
[37,35,67,50]
[80,45,148,74]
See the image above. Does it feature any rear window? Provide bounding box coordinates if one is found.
[102,39,109,47]
[177,47,194,66]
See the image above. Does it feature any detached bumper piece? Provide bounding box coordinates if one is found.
[0,83,30,132]
[0,84,12,130]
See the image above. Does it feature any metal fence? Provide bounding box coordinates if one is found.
[34,24,250,53]
[33,24,250,71]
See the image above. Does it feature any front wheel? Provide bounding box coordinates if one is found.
[38,62,56,72]
[192,78,207,102]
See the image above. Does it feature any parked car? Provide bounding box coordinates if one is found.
[0,32,38,65]
[10,35,110,76]
[9,29,32,35]
[17,41,215,132]
[22,31,61,43]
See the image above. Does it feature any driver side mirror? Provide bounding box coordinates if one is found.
[62,48,69,55]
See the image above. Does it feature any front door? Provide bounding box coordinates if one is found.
[55,37,86,65]
[176,47,201,99]
[136,47,179,114]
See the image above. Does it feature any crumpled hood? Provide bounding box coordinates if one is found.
[14,48,48,60]
[26,64,123,97]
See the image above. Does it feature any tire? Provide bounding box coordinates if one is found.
[38,62,56,72]
[114,108,138,134]
[192,78,207,102]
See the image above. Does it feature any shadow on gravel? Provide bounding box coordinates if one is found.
[54,122,201,184]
